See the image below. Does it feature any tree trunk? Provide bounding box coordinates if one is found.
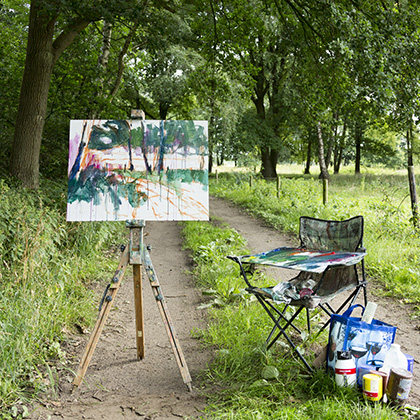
[334,120,346,174]
[333,145,343,174]
[98,22,113,70]
[408,166,418,229]
[261,147,278,178]
[269,148,278,176]
[159,103,170,120]
[304,136,311,174]
[325,112,339,168]
[10,1,89,188]
[407,122,419,228]
[354,122,362,174]
[10,2,56,188]
[109,20,140,101]
[317,122,329,180]
[208,82,215,174]
[251,64,277,179]
[91,21,112,119]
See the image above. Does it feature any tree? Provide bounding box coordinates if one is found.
[9,0,164,188]
[10,1,90,188]
[193,0,303,178]
[39,20,138,178]
[382,3,420,227]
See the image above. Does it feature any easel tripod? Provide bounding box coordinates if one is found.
[72,220,192,391]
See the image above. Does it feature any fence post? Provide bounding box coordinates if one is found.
[249,175,253,188]
[277,175,281,199]
[215,169,218,183]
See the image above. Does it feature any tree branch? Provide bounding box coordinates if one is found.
[277,0,324,41]
[109,21,140,100]
[52,18,91,63]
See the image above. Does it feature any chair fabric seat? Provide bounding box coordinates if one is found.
[247,281,358,309]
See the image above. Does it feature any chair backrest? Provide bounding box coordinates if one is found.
[299,216,363,252]
[293,216,364,300]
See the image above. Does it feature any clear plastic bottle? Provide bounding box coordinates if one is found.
[335,351,356,387]
[379,343,407,376]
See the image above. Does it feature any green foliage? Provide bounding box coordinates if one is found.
[0,1,27,173]
[181,212,400,419]
[0,178,126,412]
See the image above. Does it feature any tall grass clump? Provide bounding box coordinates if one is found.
[210,170,420,308]
[0,178,126,415]
[181,219,401,419]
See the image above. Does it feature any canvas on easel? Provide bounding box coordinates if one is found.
[67,119,209,222]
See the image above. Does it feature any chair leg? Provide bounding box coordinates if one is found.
[266,306,304,350]
[256,300,313,373]
[265,302,302,345]
[324,302,334,314]
[363,283,368,306]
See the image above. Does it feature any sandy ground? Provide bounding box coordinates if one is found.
[30,196,420,419]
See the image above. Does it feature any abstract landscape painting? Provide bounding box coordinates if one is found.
[67,120,209,221]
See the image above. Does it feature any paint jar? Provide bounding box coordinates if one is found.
[335,351,356,387]
[370,369,388,396]
[404,354,414,373]
[386,367,413,406]
[363,373,383,402]
[357,364,371,388]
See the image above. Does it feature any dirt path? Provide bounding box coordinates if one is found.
[31,196,420,419]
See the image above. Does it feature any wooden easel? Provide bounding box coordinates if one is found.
[72,220,192,391]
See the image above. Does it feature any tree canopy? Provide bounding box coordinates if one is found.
[1,0,420,186]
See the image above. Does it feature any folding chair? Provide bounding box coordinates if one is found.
[228,216,367,372]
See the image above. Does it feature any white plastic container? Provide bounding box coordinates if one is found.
[361,302,378,324]
[335,351,356,387]
[379,343,407,376]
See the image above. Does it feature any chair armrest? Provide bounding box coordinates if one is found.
[227,256,255,288]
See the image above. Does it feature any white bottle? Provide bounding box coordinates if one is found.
[361,302,377,324]
[379,343,407,376]
[335,351,356,387]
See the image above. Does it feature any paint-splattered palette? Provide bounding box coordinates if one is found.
[236,247,366,273]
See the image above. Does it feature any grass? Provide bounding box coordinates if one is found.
[181,219,406,419]
[1,163,419,418]
[0,178,126,417]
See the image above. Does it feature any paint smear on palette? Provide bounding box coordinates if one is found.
[67,119,209,222]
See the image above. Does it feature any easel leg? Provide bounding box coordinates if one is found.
[133,264,145,359]
[73,247,129,388]
[142,246,192,391]
[127,221,146,359]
